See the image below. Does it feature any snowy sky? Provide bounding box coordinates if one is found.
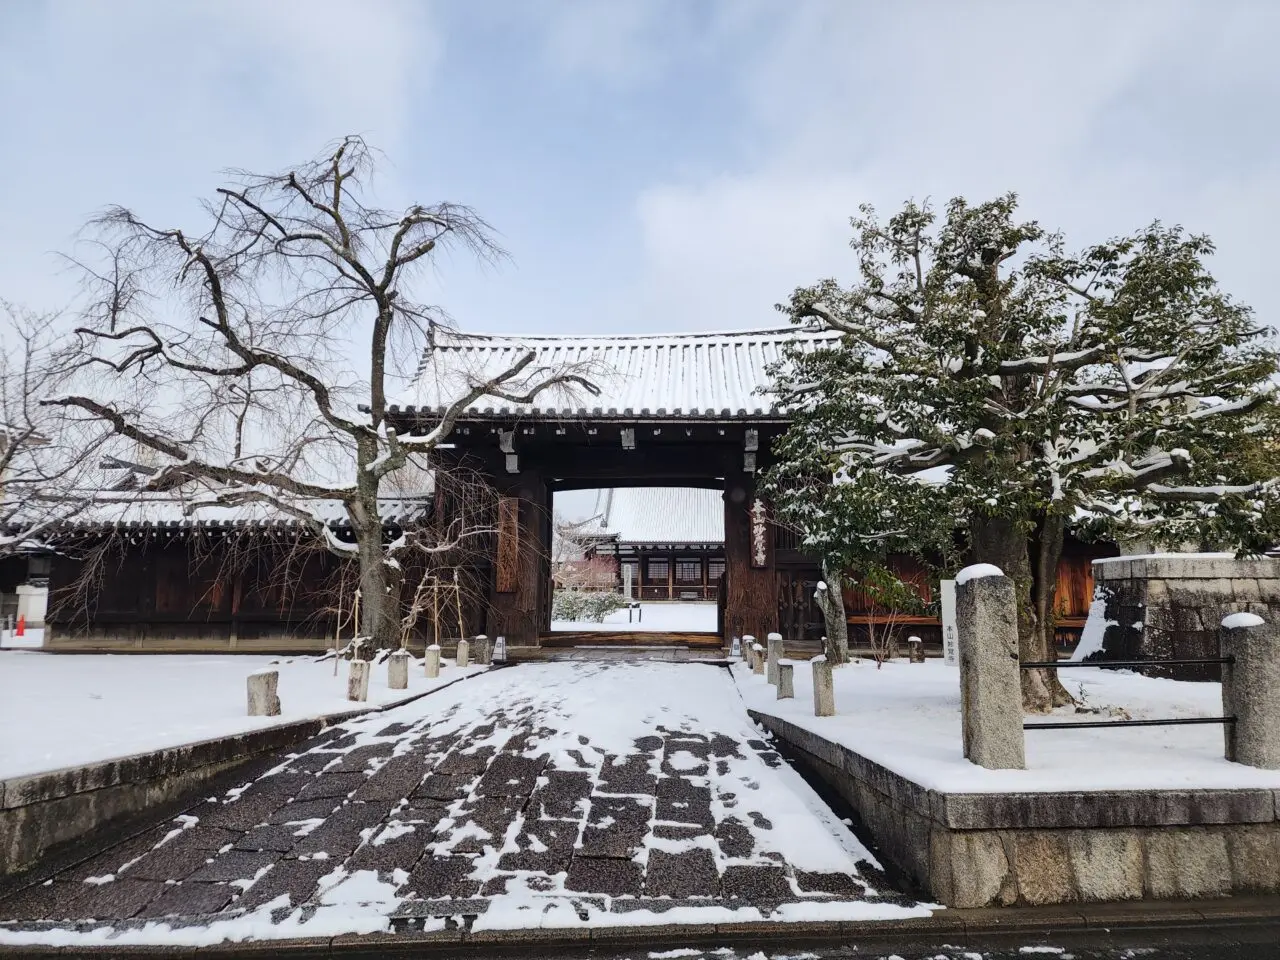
[2,0,1276,340]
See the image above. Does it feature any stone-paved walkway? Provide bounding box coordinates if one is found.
[0,661,925,947]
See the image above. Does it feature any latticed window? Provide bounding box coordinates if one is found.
[675,559,701,583]
[646,558,669,582]
[707,559,726,581]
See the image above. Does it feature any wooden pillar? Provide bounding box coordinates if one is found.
[667,548,674,600]
[723,474,778,646]
[488,471,550,647]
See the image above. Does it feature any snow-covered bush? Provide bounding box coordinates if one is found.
[553,589,626,623]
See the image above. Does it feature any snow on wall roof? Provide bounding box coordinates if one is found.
[392,327,839,421]
[589,487,725,545]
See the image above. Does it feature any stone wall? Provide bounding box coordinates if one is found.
[751,711,1280,908]
[1089,555,1280,681]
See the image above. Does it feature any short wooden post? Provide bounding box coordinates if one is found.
[1221,614,1280,769]
[388,650,409,690]
[957,567,1025,770]
[777,660,795,700]
[811,655,835,716]
[247,670,281,716]
[424,644,441,679]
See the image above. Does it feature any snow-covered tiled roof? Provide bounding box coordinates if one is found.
[588,487,724,545]
[391,327,838,421]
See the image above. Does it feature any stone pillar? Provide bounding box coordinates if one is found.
[752,643,764,674]
[388,650,410,690]
[1221,614,1280,769]
[908,635,924,663]
[424,644,441,679]
[777,661,795,700]
[456,638,471,668]
[956,569,1025,770]
[811,655,835,716]
[347,659,370,702]
[743,635,756,670]
[246,670,280,716]
[15,585,48,627]
[474,635,492,666]
[766,632,783,685]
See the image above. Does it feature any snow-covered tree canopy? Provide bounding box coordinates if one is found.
[767,194,1280,559]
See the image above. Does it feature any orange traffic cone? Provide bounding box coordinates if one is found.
[16,615,25,637]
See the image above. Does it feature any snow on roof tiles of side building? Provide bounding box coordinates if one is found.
[589,487,725,545]
[391,326,840,421]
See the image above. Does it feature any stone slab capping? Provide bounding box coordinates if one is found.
[777,660,795,700]
[751,644,765,675]
[811,655,835,716]
[456,638,471,668]
[387,650,410,690]
[474,634,492,666]
[766,632,783,685]
[956,566,1026,771]
[245,670,280,717]
[424,644,441,679]
[347,659,370,702]
[1220,613,1280,769]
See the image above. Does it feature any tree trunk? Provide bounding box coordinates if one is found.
[817,559,850,664]
[967,511,1055,713]
[1032,510,1074,707]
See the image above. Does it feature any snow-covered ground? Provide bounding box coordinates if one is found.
[0,652,484,779]
[551,601,717,632]
[0,625,44,649]
[737,658,1280,793]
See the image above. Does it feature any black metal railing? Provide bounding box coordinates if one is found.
[1018,656,1234,731]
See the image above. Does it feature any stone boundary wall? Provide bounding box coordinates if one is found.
[1091,555,1280,681]
[750,711,1280,908]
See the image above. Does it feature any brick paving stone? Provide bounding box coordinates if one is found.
[713,816,756,859]
[755,750,784,769]
[597,755,657,795]
[528,770,592,820]
[285,751,345,774]
[326,732,362,750]
[403,855,481,899]
[395,800,450,824]
[655,781,714,827]
[652,823,704,842]
[374,721,415,738]
[721,864,792,904]
[174,825,240,850]
[794,870,865,897]
[0,881,85,921]
[564,856,642,897]
[747,811,774,830]
[350,754,429,802]
[268,798,343,824]
[411,773,472,802]
[644,848,720,898]
[579,796,651,858]
[201,791,288,830]
[235,857,337,911]
[496,819,578,873]
[328,743,397,773]
[73,879,168,920]
[345,822,430,874]
[708,734,742,757]
[661,749,710,777]
[295,771,368,802]
[124,841,215,882]
[62,825,173,880]
[235,822,306,853]
[186,850,278,883]
[632,735,662,752]
[290,802,389,858]
[435,746,496,775]
[474,754,546,796]
[138,881,235,918]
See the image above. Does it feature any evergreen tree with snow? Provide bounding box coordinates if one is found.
[765,194,1280,712]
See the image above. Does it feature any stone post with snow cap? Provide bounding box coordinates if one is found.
[956,564,1025,770]
[743,635,756,669]
[767,632,783,685]
[811,655,835,716]
[424,644,441,679]
[388,649,410,690]
[474,635,491,666]
[347,658,370,702]
[752,643,765,674]
[908,635,924,663]
[1221,612,1280,769]
[777,660,795,700]
[456,638,470,668]
[247,670,281,716]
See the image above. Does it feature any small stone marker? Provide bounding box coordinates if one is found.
[493,635,507,662]
[766,632,783,685]
[730,635,742,658]
[424,644,441,679]
[347,659,370,702]
[908,635,925,663]
[811,655,835,716]
[456,638,471,668]
[474,634,492,666]
[742,635,755,668]
[388,649,410,690]
[752,643,765,674]
[956,566,1025,770]
[1220,613,1280,769]
[246,670,280,717]
[777,660,795,700]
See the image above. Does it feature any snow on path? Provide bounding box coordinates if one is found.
[0,652,484,779]
[552,601,717,632]
[738,658,1280,793]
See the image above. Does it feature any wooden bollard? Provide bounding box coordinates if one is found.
[424,644,441,679]
[812,655,835,716]
[247,670,281,716]
[388,650,409,690]
[777,660,795,700]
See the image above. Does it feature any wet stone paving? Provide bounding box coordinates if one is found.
[0,661,924,946]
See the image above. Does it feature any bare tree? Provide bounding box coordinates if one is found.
[46,137,598,647]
